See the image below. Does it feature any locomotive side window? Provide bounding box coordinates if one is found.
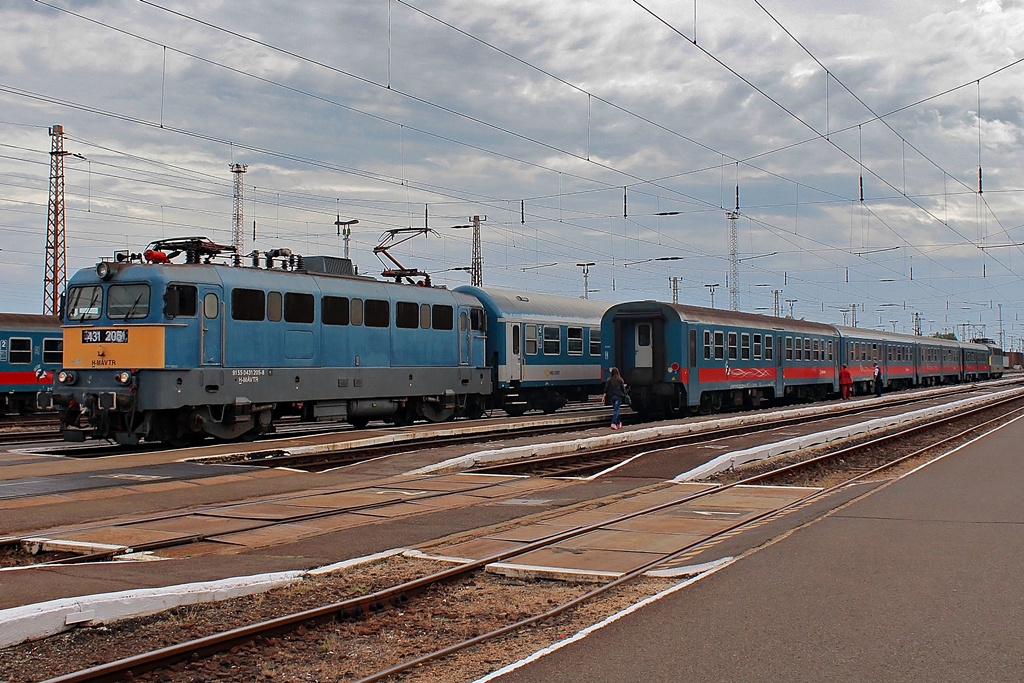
[268,292,283,322]
[163,284,197,318]
[728,332,737,360]
[322,296,350,325]
[741,333,750,360]
[765,335,773,361]
[66,285,102,321]
[589,328,601,356]
[285,293,314,323]
[713,331,724,360]
[108,284,150,320]
[543,326,560,355]
[753,333,762,360]
[567,327,583,355]
[42,338,63,364]
[232,289,265,321]
[365,299,390,328]
[470,308,486,331]
[525,324,538,355]
[351,298,363,326]
[703,330,712,360]
[420,304,431,329]
[8,338,31,364]
[396,301,419,329]
[432,304,454,330]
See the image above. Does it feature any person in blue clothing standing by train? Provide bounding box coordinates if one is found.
[605,366,626,429]
[873,362,883,397]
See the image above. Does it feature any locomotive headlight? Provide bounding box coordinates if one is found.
[57,370,77,385]
[114,371,133,385]
[96,261,113,280]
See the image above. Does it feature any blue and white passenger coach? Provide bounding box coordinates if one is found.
[45,239,492,444]
[603,301,839,416]
[1,313,62,414]
[456,286,610,415]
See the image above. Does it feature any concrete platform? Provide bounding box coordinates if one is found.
[482,413,1024,682]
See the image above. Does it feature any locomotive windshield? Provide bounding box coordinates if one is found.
[66,285,102,321]
[107,284,151,320]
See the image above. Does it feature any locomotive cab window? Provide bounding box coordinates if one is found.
[66,285,102,321]
[567,327,583,355]
[232,289,265,321]
[8,338,31,364]
[163,284,197,318]
[543,326,561,355]
[470,308,486,331]
[107,283,150,320]
[42,338,63,364]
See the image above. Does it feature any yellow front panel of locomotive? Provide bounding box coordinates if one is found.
[62,326,166,369]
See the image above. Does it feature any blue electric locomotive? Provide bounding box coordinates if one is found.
[455,286,610,415]
[1,313,62,414]
[44,238,492,444]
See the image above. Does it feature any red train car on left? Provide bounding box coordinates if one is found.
[0,313,62,414]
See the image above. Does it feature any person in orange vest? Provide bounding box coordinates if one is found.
[839,364,853,400]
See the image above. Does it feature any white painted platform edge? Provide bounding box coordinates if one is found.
[0,548,412,649]
[673,386,1024,481]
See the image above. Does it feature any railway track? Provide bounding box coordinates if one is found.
[31,391,1024,683]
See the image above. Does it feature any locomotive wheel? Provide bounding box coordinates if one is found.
[349,417,370,429]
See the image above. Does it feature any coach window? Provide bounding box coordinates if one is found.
[805,338,811,360]
[525,324,538,355]
[66,285,102,321]
[568,327,584,355]
[108,283,150,320]
[365,299,390,328]
[8,338,31,364]
[590,329,601,356]
[543,326,561,355]
[420,304,431,329]
[872,343,879,361]
[163,284,197,318]
[828,340,834,361]
[753,333,762,360]
[727,332,738,360]
[43,338,63,365]
[785,336,793,360]
[741,333,751,360]
[714,331,725,360]
[396,301,419,329]
[795,337,803,361]
[350,298,363,326]
[813,339,819,361]
[703,330,712,360]
[765,335,774,361]
[432,304,454,330]
[231,289,265,321]
[266,291,283,322]
[322,296,350,325]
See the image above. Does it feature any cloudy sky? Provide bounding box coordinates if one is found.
[2,0,1023,343]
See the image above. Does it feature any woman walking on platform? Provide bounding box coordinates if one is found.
[605,367,626,429]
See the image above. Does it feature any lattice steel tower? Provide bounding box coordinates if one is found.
[230,163,248,265]
[471,214,483,287]
[726,183,740,311]
[44,125,69,315]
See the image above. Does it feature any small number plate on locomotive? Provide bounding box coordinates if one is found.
[82,329,130,344]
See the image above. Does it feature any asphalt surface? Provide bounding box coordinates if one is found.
[490,413,1024,682]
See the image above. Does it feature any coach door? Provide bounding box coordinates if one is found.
[507,323,522,382]
[635,323,653,369]
[200,287,223,366]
